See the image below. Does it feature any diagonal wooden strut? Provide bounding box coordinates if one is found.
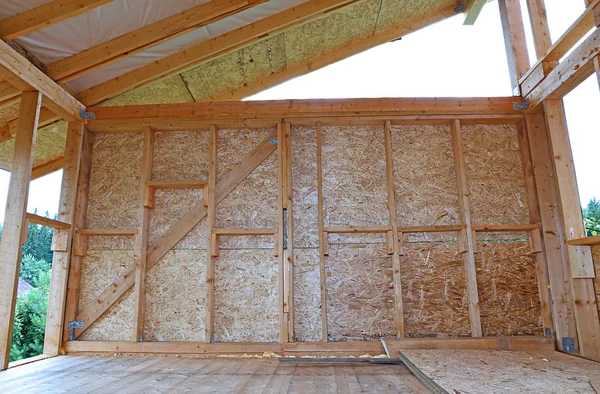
[72,130,277,339]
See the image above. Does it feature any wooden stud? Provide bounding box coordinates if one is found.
[525,0,553,58]
[284,122,295,341]
[384,120,404,338]
[498,0,531,95]
[0,91,41,370]
[277,122,287,343]
[205,125,217,342]
[451,119,482,338]
[316,121,328,342]
[43,121,85,357]
[544,100,600,359]
[132,127,154,342]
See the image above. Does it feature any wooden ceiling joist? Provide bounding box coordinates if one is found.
[463,0,487,25]
[46,0,267,84]
[0,40,84,121]
[76,0,361,106]
[0,0,114,41]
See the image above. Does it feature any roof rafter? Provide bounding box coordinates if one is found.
[0,0,114,41]
[76,0,361,106]
[46,0,267,84]
[463,0,487,25]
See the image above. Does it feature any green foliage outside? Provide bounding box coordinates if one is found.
[583,198,600,236]
[0,210,54,362]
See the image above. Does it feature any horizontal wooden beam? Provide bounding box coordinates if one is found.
[146,180,207,189]
[324,226,392,233]
[568,235,600,246]
[397,225,465,233]
[472,224,538,232]
[384,336,554,352]
[0,0,114,40]
[213,228,278,236]
[31,157,65,180]
[0,41,84,121]
[46,0,265,83]
[76,229,137,236]
[25,213,70,229]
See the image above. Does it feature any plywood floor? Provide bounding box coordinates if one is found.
[0,355,431,393]
[400,350,600,394]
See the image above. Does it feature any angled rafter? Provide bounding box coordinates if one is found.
[463,0,487,25]
[46,0,266,84]
[0,0,114,41]
[76,0,361,106]
[72,130,277,338]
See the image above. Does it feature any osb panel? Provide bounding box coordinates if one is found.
[401,241,470,338]
[0,101,18,123]
[294,248,322,342]
[291,126,319,249]
[375,0,453,33]
[283,0,380,67]
[391,125,459,228]
[213,249,279,343]
[78,250,134,341]
[86,133,142,250]
[216,128,278,249]
[322,126,389,233]
[462,124,529,228]
[144,250,206,342]
[326,243,395,341]
[148,188,207,250]
[101,74,193,106]
[0,121,67,171]
[476,241,543,336]
[593,245,600,316]
[152,130,209,181]
[183,35,287,102]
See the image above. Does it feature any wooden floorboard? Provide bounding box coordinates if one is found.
[0,355,431,393]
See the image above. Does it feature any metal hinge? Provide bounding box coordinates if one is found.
[512,100,529,111]
[268,137,278,145]
[79,109,96,120]
[562,336,575,352]
[68,320,84,341]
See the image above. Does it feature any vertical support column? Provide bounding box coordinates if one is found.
[544,100,600,359]
[316,121,328,342]
[525,113,577,351]
[450,119,482,337]
[383,121,404,338]
[516,120,554,336]
[43,121,85,356]
[525,0,552,58]
[63,131,94,343]
[205,125,217,343]
[0,91,41,370]
[498,0,531,95]
[132,127,154,342]
[284,122,295,342]
[276,122,288,343]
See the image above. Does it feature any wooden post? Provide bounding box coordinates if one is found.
[277,122,288,343]
[316,121,328,342]
[525,0,552,58]
[544,100,600,359]
[0,91,41,370]
[525,112,578,352]
[516,120,554,337]
[284,122,295,342]
[205,125,217,343]
[132,127,154,342]
[62,131,93,343]
[450,119,482,337]
[383,121,404,338]
[43,121,85,356]
[498,0,531,94]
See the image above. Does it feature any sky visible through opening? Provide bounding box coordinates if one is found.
[0,0,597,222]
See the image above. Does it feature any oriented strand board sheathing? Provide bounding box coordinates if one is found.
[475,239,543,336]
[391,125,460,230]
[293,248,322,342]
[86,133,142,249]
[0,101,19,123]
[152,130,209,182]
[144,250,206,342]
[374,0,453,33]
[100,74,194,106]
[400,349,600,394]
[400,240,470,338]
[322,126,389,233]
[213,249,279,343]
[78,250,134,341]
[291,126,319,249]
[462,124,530,230]
[216,128,278,249]
[593,245,600,316]
[326,243,395,341]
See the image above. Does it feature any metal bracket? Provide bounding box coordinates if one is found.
[454,3,465,12]
[138,331,143,342]
[512,100,529,111]
[79,109,96,121]
[562,336,575,352]
[68,320,84,341]
[268,137,278,145]
[544,327,552,339]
